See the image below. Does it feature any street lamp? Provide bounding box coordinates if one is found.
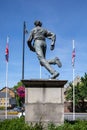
[22,21,28,80]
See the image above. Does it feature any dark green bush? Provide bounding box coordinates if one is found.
[73,120,87,130]
[0,118,87,130]
[54,120,87,130]
[0,117,29,130]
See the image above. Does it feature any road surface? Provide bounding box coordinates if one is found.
[0,111,87,120]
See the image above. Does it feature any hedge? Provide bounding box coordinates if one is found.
[0,117,87,130]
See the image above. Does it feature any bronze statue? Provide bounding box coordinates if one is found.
[27,20,62,79]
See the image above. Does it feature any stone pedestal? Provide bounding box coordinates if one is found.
[22,79,67,125]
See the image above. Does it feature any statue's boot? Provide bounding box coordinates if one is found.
[40,58,59,79]
[50,71,59,79]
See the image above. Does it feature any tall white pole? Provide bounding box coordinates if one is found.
[72,40,75,120]
[40,65,42,79]
[5,62,8,119]
[5,37,9,119]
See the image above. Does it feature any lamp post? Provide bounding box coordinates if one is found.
[22,21,27,80]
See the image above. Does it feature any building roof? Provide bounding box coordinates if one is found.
[0,87,14,92]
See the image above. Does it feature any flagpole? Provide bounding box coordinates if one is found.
[5,62,8,119]
[22,21,28,80]
[5,37,9,119]
[40,65,42,79]
[72,40,75,120]
[22,21,26,80]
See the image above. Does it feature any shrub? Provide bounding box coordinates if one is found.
[0,117,29,130]
[73,120,87,130]
[0,118,87,130]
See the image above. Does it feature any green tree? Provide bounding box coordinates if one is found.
[13,81,23,91]
[65,73,87,112]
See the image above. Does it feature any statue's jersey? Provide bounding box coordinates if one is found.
[29,26,56,44]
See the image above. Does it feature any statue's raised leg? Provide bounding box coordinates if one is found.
[47,57,62,68]
[40,58,59,79]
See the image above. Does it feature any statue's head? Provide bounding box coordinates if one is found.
[34,20,42,27]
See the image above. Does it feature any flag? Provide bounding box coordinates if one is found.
[72,48,75,67]
[5,37,9,62]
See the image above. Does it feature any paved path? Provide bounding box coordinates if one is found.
[0,111,87,120]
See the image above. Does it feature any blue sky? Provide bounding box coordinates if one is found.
[0,0,87,89]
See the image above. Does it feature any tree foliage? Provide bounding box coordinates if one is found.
[13,81,23,91]
[65,73,87,112]
[13,82,25,107]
